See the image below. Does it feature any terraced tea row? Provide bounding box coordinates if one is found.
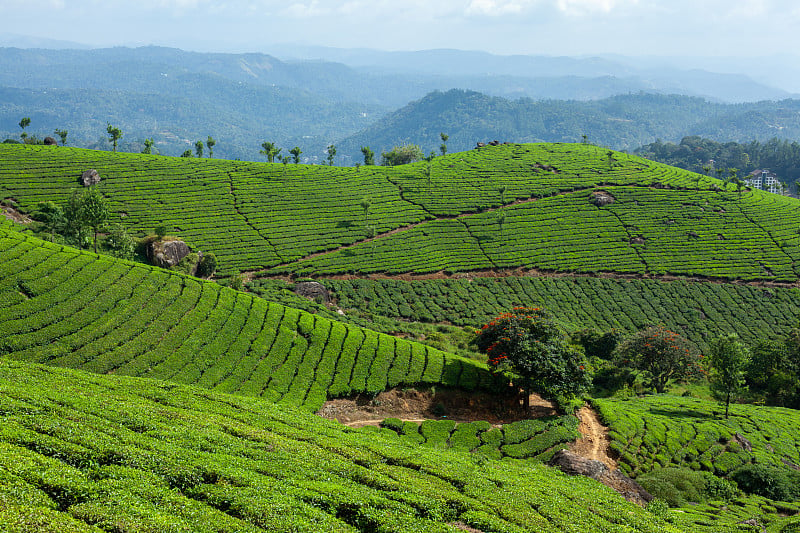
[378,415,579,462]
[0,228,491,410]
[594,395,800,479]
[273,186,800,280]
[0,359,695,533]
[324,276,800,350]
[6,143,799,281]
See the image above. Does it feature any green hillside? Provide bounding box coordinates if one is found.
[4,142,800,281]
[0,359,687,533]
[595,394,800,478]
[0,227,491,411]
[324,276,800,350]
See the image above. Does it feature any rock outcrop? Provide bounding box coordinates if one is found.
[80,169,101,187]
[549,450,653,505]
[146,239,191,269]
[589,191,615,206]
[294,281,330,303]
[44,136,57,146]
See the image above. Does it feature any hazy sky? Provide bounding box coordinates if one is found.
[1,0,797,58]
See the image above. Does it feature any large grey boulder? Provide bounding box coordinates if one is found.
[80,169,101,186]
[549,450,653,505]
[146,239,191,268]
[294,281,330,303]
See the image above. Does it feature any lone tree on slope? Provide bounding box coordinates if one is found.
[709,334,751,418]
[19,117,30,140]
[440,132,449,156]
[615,325,703,394]
[194,140,204,158]
[473,307,591,409]
[106,123,123,152]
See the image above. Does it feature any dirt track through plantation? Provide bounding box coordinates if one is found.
[570,405,617,469]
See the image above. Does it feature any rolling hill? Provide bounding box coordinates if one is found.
[4,142,800,281]
[0,227,491,411]
[3,142,800,531]
[335,90,800,157]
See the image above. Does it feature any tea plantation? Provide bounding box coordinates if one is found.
[378,415,580,462]
[4,143,800,531]
[594,394,800,478]
[324,276,800,350]
[4,142,800,280]
[0,359,690,533]
[0,227,493,411]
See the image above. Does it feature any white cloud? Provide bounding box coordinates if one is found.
[466,0,526,16]
[556,0,637,15]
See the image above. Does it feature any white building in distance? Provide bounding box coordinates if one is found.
[745,169,784,195]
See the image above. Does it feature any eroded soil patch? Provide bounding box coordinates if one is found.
[317,387,557,427]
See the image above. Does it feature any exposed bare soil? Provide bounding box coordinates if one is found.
[570,405,617,469]
[316,387,557,427]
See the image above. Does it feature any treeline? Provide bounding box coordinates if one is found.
[635,136,800,185]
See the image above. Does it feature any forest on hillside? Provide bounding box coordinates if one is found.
[635,136,800,187]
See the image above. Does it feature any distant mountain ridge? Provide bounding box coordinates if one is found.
[2,45,800,162]
[337,89,800,161]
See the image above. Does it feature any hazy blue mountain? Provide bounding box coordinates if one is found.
[336,89,800,163]
[268,45,794,103]
[0,79,384,161]
[0,45,791,108]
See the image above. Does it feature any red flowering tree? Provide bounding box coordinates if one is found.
[615,325,703,393]
[473,307,591,409]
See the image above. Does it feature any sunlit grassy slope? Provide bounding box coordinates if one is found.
[0,228,492,411]
[3,142,800,279]
[0,358,693,533]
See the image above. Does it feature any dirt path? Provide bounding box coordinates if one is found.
[570,405,616,469]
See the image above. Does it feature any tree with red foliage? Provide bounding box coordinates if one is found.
[615,325,703,393]
[473,307,591,409]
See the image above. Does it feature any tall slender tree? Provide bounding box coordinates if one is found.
[290,146,302,164]
[194,140,204,158]
[260,141,280,163]
[440,132,449,156]
[106,123,122,152]
[326,144,336,166]
[142,138,155,154]
[206,136,216,158]
[361,146,375,166]
[19,117,30,140]
[54,128,68,146]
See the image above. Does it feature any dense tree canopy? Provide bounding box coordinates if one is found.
[615,325,703,394]
[635,136,800,188]
[473,307,591,408]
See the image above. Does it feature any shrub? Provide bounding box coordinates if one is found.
[731,464,800,502]
[701,472,739,502]
[196,252,217,277]
[637,467,706,506]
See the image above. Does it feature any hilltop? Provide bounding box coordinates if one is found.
[4,142,800,281]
